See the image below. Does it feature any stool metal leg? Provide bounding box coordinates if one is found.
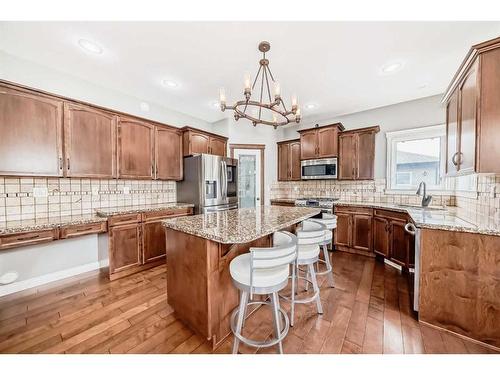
[290,262,296,327]
[240,291,249,329]
[322,244,335,288]
[271,292,283,354]
[308,264,323,314]
[232,291,249,354]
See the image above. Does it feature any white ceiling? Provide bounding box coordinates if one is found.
[1,22,500,123]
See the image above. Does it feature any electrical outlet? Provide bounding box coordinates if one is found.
[33,187,48,198]
[123,186,130,195]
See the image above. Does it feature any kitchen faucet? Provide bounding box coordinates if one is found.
[416,181,432,207]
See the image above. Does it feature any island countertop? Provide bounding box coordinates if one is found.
[162,206,321,244]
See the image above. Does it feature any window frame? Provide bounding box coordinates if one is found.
[386,124,446,192]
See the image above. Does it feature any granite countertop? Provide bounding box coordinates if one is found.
[0,214,108,235]
[334,200,500,237]
[95,202,194,217]
[162,206,321,244]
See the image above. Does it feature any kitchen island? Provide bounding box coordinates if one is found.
[162,206,320,349]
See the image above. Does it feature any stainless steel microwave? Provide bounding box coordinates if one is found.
[301,158,338,180]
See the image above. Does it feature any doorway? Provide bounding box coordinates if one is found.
[230,144,265,208]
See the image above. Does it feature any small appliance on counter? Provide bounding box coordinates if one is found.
[301,158,338,180]
[177,154,238,214]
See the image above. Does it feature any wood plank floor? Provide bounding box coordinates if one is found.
[0,251,496,354]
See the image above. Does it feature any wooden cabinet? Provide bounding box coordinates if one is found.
[155,126,182,180]
[333,206,373,257]
[63,102,117,178]
[298,123,344,160]
[142,221,167,264]
[117,117,155,179]
[181,127,227,157]
[444,37,500,175]
[0,85,63,177]
[277,139,301,181]
[373,216,389,257]
[339,126,379,180]
[109,222,142,274]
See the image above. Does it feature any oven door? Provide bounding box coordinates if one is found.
[301,158,338,180]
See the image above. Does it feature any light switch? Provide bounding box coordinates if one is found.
[33,187,48,198]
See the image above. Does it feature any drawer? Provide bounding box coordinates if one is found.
[108,213,141,227]
[142,207,192,222]
[374,209,408,222]
[59,221,107,239]
[334,205,373,215]
[0,228,59,250]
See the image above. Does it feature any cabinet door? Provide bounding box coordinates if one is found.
[373,216,390,257]
[117,117,154,179]
[142,221,166,264]
[457,62,478,174]
[0,86,63,176]
[300,130,318,160]
[356,131,375,179]
[277,143,289,181]
[352,214,373,253]
[210,137,227,156]
[389,220,408,266]
[64,103,116,178]
[109,223,142,274]
[446,90,459,175]
[339,133,356,179]
[334,212,351,247]
[317,126,338,158]
[289,141,302,180]
[187,131,210,155]
[155,127,182,180]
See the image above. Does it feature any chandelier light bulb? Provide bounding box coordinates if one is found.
[244,72,251,90]
[219,88,226,105]
[274,81,281,99]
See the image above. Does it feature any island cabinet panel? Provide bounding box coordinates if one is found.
[117,117,155,179]
[109,223,142,274]
[182,127,228,157]
[0,85,63,177]
[419,228,500,349]
[63,102,117,178]
[277,139,301,181]
[155,126,182,181]
[298,123,343,160]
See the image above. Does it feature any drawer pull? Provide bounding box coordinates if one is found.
[76,227,94,232]
[17,234,40,241]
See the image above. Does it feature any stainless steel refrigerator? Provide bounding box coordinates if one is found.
[177,154,238,214]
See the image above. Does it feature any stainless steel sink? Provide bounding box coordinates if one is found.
[396,204,446,211]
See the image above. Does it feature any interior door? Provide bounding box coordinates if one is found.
[155,127,182,180]
[277,143,289,181]
[0,86,63,176]
[289,141,301,180]
[457,62,477,174]
[63,102,116,178]
[339,133,355,179]
[317,127,338,158]
[300,130,318,160]
[446,90,459,175]
[233,148,262,208]
[117,117,154,179]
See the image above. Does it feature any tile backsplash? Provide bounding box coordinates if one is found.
[0,177,176,221]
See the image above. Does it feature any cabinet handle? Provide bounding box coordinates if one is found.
[451,152,458,166]
[76,227,94,232]
[17,234,40,241]
[58,157,63,170]
[67,158,70,170]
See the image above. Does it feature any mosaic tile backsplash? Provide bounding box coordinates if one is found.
[0,177,176,222]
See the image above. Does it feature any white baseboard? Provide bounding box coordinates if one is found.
[0,261,105,297]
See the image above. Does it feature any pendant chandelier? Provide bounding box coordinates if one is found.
[219,41,301,129]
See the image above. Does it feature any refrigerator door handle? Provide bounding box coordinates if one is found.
[221,160,228,199]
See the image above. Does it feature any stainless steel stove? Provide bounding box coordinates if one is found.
[294,197,339,213]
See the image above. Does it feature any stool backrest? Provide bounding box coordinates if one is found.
[296,220,327,246]
[310,213,337,230]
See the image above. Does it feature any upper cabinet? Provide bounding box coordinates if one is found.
[298,123,344,160]
[443,37,500,175]
[277,139,301,181]
[63,102,117,178]
[181,127,227,157]
[0,85,64,177]
[117,116,155,179]
[339,126,379,180]
[155,126,183,181]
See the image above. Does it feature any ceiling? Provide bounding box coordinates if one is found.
[1,22,499,123]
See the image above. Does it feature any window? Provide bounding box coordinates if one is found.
[386,125,446,191]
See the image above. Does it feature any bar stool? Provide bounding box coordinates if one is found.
[309,213,337,288]
[289,219,326,326]
[229,231,298,354]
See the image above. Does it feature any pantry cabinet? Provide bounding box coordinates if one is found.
[277,139,301,181]
[182,127,228,157]
[444,37,500,175]
[298,123,344,160]
[338,126,379,180]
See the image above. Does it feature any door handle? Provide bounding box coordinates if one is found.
[67,158,70,170]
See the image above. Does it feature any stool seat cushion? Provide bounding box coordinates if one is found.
[297,244,320,261]
[230,253,290,288]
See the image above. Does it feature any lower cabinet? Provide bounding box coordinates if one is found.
[334,206,373,257]
[106,207,193,280]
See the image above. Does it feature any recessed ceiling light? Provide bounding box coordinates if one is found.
[380,61,404,74]
[305,103,317,110]
[140,102,150,112]
[162,79,178,88]
[418,83,428,89]
[78,39,103,54]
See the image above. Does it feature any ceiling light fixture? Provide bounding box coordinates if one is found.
[219,41,301,129]
[381,61,404,74]
[78,39,103,54]
[162,79,178,88]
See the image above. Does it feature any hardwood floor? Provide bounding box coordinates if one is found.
[0,251,496,354]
